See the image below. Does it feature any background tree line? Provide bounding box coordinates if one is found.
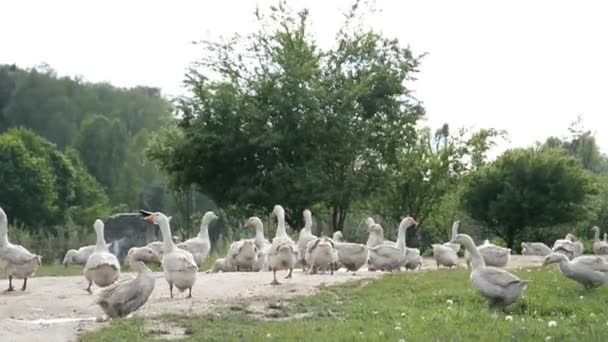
[1,1,607,261]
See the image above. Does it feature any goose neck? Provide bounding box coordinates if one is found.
[0,222,8,246]
[463,240,485,269]
[158,219,175,252]
[594,228,600,243]
[95,227,106,250]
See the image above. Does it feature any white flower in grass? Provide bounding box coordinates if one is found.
[373,311,378,315]
[579,295,584,300]
[379,331,384,336]
[505,315,513,321]
[446,299,453,305]
[590,313,596,318]
[548,320,557,327]
[400,312,406,317]
[359,332,364,336]
[545,336,552,341]
[266,333,272,338]
[399,339,406,342]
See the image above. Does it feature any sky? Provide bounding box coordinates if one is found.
[1,0,607,155]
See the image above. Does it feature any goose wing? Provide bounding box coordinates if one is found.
[0,245,40,265]
[479,267,524,288]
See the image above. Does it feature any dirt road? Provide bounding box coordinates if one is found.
[0,255,544,342]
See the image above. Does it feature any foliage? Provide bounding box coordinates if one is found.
[462,147,596,248]
[147,1,424,231]
[0,64,173,211]
[82,268,608,341]
[0,128,110,228]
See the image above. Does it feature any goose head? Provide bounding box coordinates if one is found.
[303,209,312,223]
[367,223,384,234]
[565,233,576,242]
[244,216,263,229]
[93,219,104,234]
[399,217,418,230]
[591,226,600,233]
[127,246,160,263]
[140,210,170,225]
[272,205,285,218]
[542,252,568,266]
[363,217,375,228]
[450,233,475,248]
[201,211,219,226]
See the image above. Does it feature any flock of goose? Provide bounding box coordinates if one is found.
[2,204,608,321]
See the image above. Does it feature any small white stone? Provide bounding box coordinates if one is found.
[505,315,513,321]
[548,320,557,327]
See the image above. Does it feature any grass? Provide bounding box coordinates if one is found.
[80,266,608,341]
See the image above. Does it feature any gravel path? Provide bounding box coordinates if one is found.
[0,255,544,342]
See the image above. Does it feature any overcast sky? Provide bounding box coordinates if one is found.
[2,0,607,155]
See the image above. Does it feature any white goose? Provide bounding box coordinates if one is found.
[521,242,551,256]
[297,209,317,271]
[96,248,157,319]
[83,219,120,293]
[244,216,271,272]
[226,239,258,271]
[452,233,526,307]
[543,252,608,289]
[0,207,41,291]
[305,236,339,274]
[267,205,298,285]
[552,233,584,259]
[332,231,343,242]
[141,210,198,298]
[465,239,511,268]
[432,243,459,269]
[591,226,608,255]
[366,219,421,270]
[367,217,418,271]
[177,211,217,267]
[63,245,110,267]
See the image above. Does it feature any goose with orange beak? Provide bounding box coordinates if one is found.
[140,210,198,298]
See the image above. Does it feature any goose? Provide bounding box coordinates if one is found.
[124,246,161,265]
[552,233,583,259]
[543,252,608,289]
[332,231,343,242]
[305,236,339,274]
[297,209,317,271]
[0,207,41,291]
[333,240,368,274]
[452,233,526,307]
[84,219,121,293]
[267,205,298,285]
[366,219,421,270]
[227,239,258,271]
[442,221,461,253]
[432,243,459,269]
[96,248,157,319]
[141,210,198,298]
[209,257,230,273]
[177,211,217,267]
[244,216,271,272]
[465,239,511,268]
[521,242,551,256]
[591,226,608,255]
[367,217,418,271]
[604,233,607,243]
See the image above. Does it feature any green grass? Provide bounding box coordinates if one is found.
[80,267,608,341]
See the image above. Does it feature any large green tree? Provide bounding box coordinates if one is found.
[148,1,424,231]
[461,147,595,248]
[0,128,110,228]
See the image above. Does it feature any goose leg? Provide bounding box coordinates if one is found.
[21,278,27,291]
[187,287,192,299]
[85,281,92,294]
[7,275,14,292]
[284,268,293,279]
[330,264,334,276]
[169,283,174,298]
[271,269,281,285]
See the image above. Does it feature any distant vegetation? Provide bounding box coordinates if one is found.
[1,1,608,261]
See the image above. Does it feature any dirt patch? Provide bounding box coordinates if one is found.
[144,319,190,340]
[0,255,542,341]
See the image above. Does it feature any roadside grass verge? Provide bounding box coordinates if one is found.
[81,266,608,341]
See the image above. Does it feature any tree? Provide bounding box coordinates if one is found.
[148,1,424,231]
[461,147,595,248]
[0,128,110,228]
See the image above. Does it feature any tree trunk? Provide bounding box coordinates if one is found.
[505,226,515,249]
[331,204,349,233]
